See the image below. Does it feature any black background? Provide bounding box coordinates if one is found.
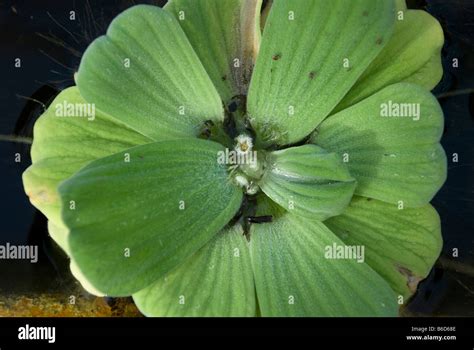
[0,0,473,320]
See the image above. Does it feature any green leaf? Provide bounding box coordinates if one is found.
[247,0,395,146]
[165,0,263,103]
[336,9,444,111]
[395,0,407,11]
[59,139,242,296]
[47,220,70,255]
[48,220,106,296]
[70,260,106,297]
[133,225,255,316]
[76,5,223,142]
[47,221,105,296]
[249,198,398,316]
[259,145,356,220]
[326,197,442,298]
[22,87,152,228]
[314,83,447,207]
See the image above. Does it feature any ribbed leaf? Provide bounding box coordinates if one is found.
[336,9,444,111]
[247,0,395,146]
[314,83,447,207]
[166,0,263,103]
[76,5,223,141]
[326,197,442,298]
[59,139,242,296]
[259,145,356,220]
[249,198,398,316]
[22,87,151,230]
[133,225,256,316]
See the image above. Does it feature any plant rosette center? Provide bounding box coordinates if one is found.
[223,134,265,195]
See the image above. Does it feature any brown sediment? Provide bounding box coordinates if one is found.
[0,293,142,317]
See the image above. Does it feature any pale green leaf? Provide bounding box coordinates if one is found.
[76,5,223,141]
[133,225,255,316]
[22,87,152,228]
[259,144,356,220]
[249,198,398,316]
[314,83,447,207]
[48,220,106,296]
[247,0,395,146]
[326,196,442,298]
[395,0,407,11]
[166,0,263,103]
[336,9,444,111]
[47,221,105,296]
[70,260,106,297]
[47,220,69,255]
[59,139,242,296]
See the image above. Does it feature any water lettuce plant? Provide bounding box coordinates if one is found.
[23,0,446,316]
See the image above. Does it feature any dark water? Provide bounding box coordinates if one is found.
[0,0,473,315]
